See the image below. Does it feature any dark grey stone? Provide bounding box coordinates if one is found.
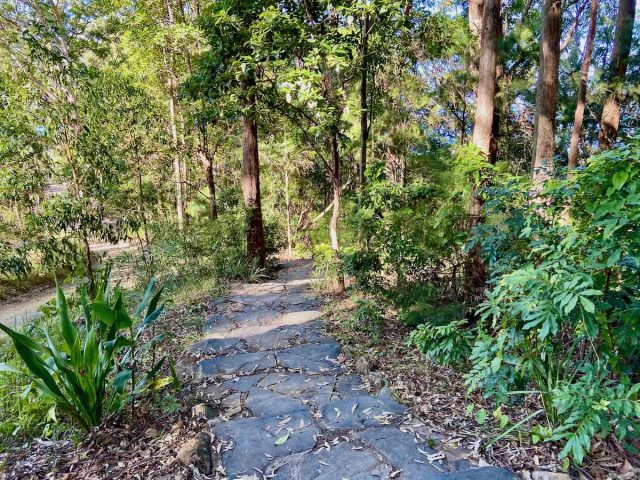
[430,467,517,480]
[213,410,320,478]
[222,373,266,392]
[320,394,407,431]
[332,373,366,400]
[244,321,332,351]
[278,342,342,372]
[188,337,245,356]
[245,387,307,416]
[258,372,336,406]
[270,441,391,479]
[357,426,443,477]
[199,351,276,376]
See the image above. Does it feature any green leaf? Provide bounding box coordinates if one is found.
[490,356,502,373]
[56,285,76,350]
[114,370,132,394]
[612,171,628,190]
[475,409,488,424]
[92,302,116,326]
[579,296,595,314]
[135,277,157,317]
[274,433,289,445]
[0,363,24,375]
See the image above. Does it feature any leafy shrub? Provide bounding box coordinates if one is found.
[124,211,252,298]
[349,297,385,340]
[0,271,171,430]
[464,137,640,463]
[408,319,472,365]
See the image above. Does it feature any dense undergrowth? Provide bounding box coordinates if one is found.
[323,137,640,469]
[0,212,257,452]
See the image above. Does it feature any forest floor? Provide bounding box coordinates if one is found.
[2,260,637,479]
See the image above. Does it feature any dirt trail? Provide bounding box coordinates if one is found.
[0,284,74,329]
[0,241,135,331]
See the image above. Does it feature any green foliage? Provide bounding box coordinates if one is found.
[408,319,472,366]
[136,212,252,296]
[0,271,170,430]
[349,297,385,340]
[463,137,640,463]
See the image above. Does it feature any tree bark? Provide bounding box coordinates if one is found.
[329,128,345,293]
[471,0,500,158]
[466,0,500,298]
[164,0,184,230]
[531,0,562,183]
[198,125,218,220]
[468,0,485,82]
[568,0,599,170]
[358,13,370,187]
[598,0,636,149]
[242,77,266,268]
[285,167,293,259]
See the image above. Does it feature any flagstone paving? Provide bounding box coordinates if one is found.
[182,260,516,480]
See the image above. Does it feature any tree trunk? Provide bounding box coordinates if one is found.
[198,126,218,220]
[329,129,345,293]
[168,89,184,231]
[598,0,636,149]
[284,167,293,259]
[568,0,599,170]
[531,0,562,183]
[466,0,500,298]
[471,0,500,158]
[242,77,266,268]
[164,0,184,230]
[468,0,485,82]
[358,13,370,187]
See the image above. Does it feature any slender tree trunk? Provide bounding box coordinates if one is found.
[598,0,636,149]
[198,126,218,220]
[82,234,94,293]
[531,0,562,183]
[164,0,184,230]
[568,0,599,170]
[358,13,370,187]
[466,0,500,297]
[242,77,266,268]
[329,129,345,293]
[134,139,151,249]
[285,167,293,259]
[472,0,500,158]
[468,0,485,83]
[168,87,184,231]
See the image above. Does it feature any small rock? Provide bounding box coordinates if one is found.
[519,471,533,480]
[143,427,160,439]
[171,420,184,432]
[355,357,369,375]
[532,471,571,480]
[368,372,384,389]
[177,432,213,474]
[341,345,353,358]
[191,403,216,420]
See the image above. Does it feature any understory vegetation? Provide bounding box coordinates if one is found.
[1,0,639,476]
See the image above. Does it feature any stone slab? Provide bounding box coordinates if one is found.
[245,387,307,417]
[199,351,276,376]
[320,394,407,431]
[213,410,319,478]
[357,426,443,477]
[270,441,391,479]
[277,341,342,372]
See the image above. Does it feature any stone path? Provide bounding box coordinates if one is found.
[183,260,516,480]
